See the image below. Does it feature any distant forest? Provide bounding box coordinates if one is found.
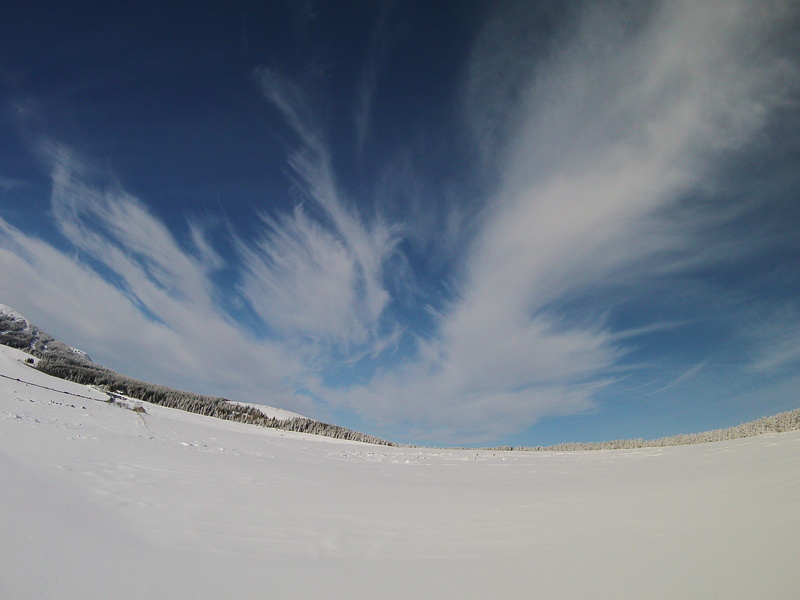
[35,353,397,445]
[31,351,800,451]
[2,309,798,450]
[491,408,800,452]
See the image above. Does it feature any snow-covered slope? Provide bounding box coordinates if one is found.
[0,303,309,424]
[0,303,92,362]
[1,343,798,599]
[225,399,306,421]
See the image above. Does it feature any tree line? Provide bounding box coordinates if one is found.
[2,309,798,450]
[27,351,800,451]
[34,352,396,446]
[2,310,394,445]
[490,408,800,452]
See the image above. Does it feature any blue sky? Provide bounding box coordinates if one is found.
[1,0,799,446]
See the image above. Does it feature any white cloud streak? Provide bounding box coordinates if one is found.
[1,0,797,444]
[746,305,800,373]
[238,206,365,343]
[0,148,307,414]
[318,0,799,441]
[46,145,217,317]
[354,1,396,156]
[643,360,708,397]
[246,68,399,347]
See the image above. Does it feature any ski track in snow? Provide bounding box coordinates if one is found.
[1,344,798,599]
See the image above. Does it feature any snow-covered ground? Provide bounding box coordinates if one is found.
[1,344,798,599]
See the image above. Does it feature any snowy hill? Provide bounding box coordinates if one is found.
[0,303,92,362]
[0,304,395,444]
[1,343,799,599]
[0,304,361,439]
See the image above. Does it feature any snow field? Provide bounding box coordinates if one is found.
[1,345,798,599]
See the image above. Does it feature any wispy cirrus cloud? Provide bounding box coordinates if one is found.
[245,68,400,349]
[46,145,219,316]
[238,206,369,344]
[0,147,307,413]
[0,176,25,192]
[315,0,799,441]
[353,1,397,157]
[746,305,800,373]
[1,0,797,445]
[0,69,403,424]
